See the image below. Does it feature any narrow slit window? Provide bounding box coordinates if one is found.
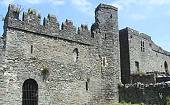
[86,79,90,91]
[135,61,139,72]
[104,34,107,39]
[102,57,107,67]
[164,61,168,74]
[141,40,145,52]
[31,45,33,54]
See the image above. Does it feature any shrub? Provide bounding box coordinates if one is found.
[166,96,170,105]
[41,67,49,75]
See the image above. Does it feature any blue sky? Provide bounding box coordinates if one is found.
[0,0,170,51]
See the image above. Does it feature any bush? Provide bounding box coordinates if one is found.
[166,96,170,105]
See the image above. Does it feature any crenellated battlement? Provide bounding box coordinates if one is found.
[78,24,90,34]
[61,19,76,33]
[4,4,99,46]
[3,4,119,46]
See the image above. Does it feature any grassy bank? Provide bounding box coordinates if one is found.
[100,102,145,105]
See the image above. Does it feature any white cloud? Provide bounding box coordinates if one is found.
[70,0,93,15]
[112,0,170,21]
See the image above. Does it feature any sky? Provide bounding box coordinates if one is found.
[0,0,170,51]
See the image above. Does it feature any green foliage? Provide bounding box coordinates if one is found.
[99,102,145,105]
[166,96,170,105]
[28,8,34,14]
[135,69,145,76]
[15,8,21,13]
[41,67,49,76]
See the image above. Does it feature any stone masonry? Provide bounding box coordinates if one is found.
[119,27,170,84]
[0,3,170,105]
[0,4,120,105]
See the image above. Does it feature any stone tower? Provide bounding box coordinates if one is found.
[92,4,120,103]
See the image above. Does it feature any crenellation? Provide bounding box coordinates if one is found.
[61,19,76,32]
[95,3,118,14]
[6,4,20,20]
[22,11,41,25]
[4,4,100,46]
[43,14,59,33]
[78,24,90,34]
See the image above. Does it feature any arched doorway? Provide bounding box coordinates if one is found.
[22,79,38,105]
[164,61,168,74]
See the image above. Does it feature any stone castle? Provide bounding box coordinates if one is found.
[0,3,169,105]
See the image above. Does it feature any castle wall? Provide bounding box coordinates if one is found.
[119,27,170,84]
[1,4,121,105]
[3,28,101,105]
[119,83,170,105]
[127,27,170,74]
[119,29,130,84]
[0,37,5,105]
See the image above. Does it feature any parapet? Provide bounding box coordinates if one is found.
[43,14,60,33]
[4,4,96,46]
[121,27,170,56]
[6,4,20,19]
[61,19,76,33]
[125,27,151,40]
[4,4,60,35]
[95,3,118,13]
[78,24,90,34]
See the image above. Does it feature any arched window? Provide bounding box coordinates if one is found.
[73,48,79,62]
[164,61,168,74]
[22,79,38,105]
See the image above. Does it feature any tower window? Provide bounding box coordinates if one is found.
[135,61,139,72]
[141,40,145,52]
[104,34,107,39]
[102,57,107,67]
[164,61,168,74]
[31,45,33,54]
[86,78,90,91]
[110,14,112,18]
[73,48,79,62]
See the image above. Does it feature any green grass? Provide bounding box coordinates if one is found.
[100,102,144,105]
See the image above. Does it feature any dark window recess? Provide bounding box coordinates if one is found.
[110,14,112,18]
[104,34,107,39]
[86,79,90,91]
[164,61,168,74]
[22,79,38,105]
[73,48,79,62]
[102,57,106,67]
[31,45,33,54]
[141,40,145,52]
[130,35,133,38]
[135,61,139,72]
[91,33,94,38]
[149,43,152,47]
